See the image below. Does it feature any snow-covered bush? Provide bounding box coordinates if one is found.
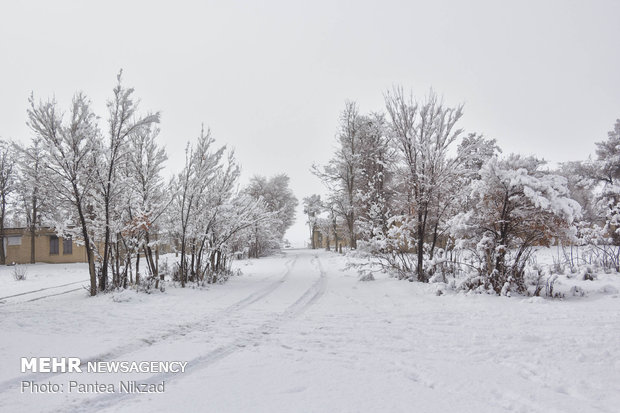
[449,154,581,295]
[527,264,546,297]
[12,264,27,281]
[581,266,596,281]
[158,258,171,281]
[569,286,586,297]
[358,270,375,281]
[545,274,561,298]
[551,258,565,275]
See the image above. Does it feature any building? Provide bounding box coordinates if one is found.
[311,225,349,252]
[2,227,89,264]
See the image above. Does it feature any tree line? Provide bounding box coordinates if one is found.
[307,87,618,295]
[0,71,297,295]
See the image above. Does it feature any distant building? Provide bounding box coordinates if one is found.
[311,224,349,252]
[2,227,89,264]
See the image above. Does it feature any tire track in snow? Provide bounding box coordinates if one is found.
[0,255,299,393]
[0,280,89,303]
[23,287,84,302]
[58,252,327,413]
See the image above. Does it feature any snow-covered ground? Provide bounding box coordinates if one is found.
[0,249,619,412]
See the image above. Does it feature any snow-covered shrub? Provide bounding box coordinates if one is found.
[12,264,27,281]
[545,274,561,298]
[551,258,565,275]
[581,266,596,281]
[598,284,619,294]
[137,272,166,294]
[568,265,579,277]
[527,264,546,297]
[159,259,170,280]
[569,286,586,297]
[171,262,182,283]
[453,272,495,294]
[358,270,375,281]
[343,251,379,281]
[111,289,141,303]
[428,271,445,284]
[448,154,581,295]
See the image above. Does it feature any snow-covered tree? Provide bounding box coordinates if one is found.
[167,127,283,284]
[457,133,502,178]
[27,93,100,296]
[171,126,226,286]
[355,112,394,243]
[569,118,620,270]
[318,198,347,252]
[245,174,298,256]
[0,140,16,265]
[94,71,160,291]
[593,120,620,243]
[117,125,168,288]
[302,194,322,248]
[449,154,581,294]
[556,160,599,237]
[313,101,364,249]
[13,139,50,264]
[384,88,465,281]
[190,149,243,281]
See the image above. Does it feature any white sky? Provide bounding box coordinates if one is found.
[1,0,619,247]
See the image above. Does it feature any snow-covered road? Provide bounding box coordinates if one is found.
[1,249,619,412]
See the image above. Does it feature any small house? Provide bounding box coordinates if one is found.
[2,227,89,264]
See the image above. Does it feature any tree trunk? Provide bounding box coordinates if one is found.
[30,197,37,264]
[0,200,6,265]
[180,230,187,287]
[309,223,315,249]
[190,242,196,282]
[156,243,161,281]
[115,237,121,287]
[136,251,141,286]
[429,221,439,260]
[145,245,157,279]
[416,209,426,282]
[347,212,356,249]
[100,202,110,291]
[332,217,339,254]
[75,193,97,296]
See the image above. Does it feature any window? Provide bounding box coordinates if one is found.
[49,236,59,255]
[63,237,73,255]
[7,236,22,246]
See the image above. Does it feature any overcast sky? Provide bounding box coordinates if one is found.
[1,0,619,247]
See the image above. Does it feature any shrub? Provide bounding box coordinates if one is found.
[12,264,27,281]
[581,266,596,281]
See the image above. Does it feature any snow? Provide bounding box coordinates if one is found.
[0,249,619,412]
[0,263,88,299]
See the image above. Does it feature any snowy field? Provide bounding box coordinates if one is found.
[0,249,619,413]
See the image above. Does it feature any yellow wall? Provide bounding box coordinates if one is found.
[3,229,88,264]
[312,228,349,250]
